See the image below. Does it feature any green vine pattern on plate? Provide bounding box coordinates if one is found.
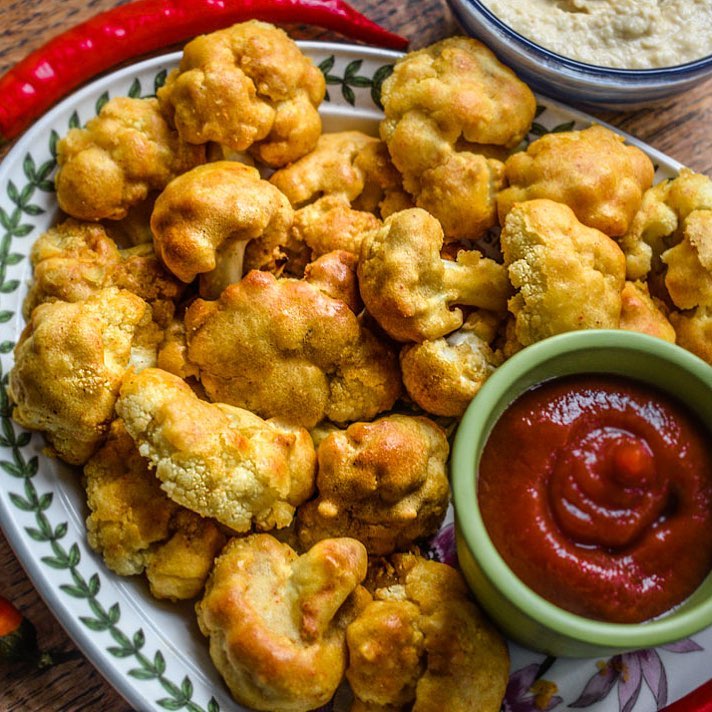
[0,59,586,712]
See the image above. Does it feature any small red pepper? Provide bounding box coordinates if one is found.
[660,680,712,712]
[0,595,40,665]
[0,0,409,144]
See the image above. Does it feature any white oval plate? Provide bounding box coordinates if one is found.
[0,43,709,712]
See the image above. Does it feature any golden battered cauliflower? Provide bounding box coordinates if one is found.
[619,281,676,343]
[303,250,362,315]
[346,554,509,712]
[196,534,368,711]
[116,368,316,532]
[497,125,654,236]
[151,161,293,299]
[270,132,408,215]
[296,414,450,555]
[379,36,536,239]
[501,199,626,346]
[157,21,325,167]
[358,208,510,342]
[55,97,204,221]
[619,168,712,280]
[9,288,159,465]
[400,311,503,417]
[671,306,712,364]
[184,270,401,428]
[24,218,185,327]
[84,420,225,600]
[662,209,712,310]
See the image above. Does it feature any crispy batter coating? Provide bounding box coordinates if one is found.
[501,199,626,346]
[296,415,450,555]
[400,311,503,417]
[662,210,712,310]
[346,554,509,712]
[56,97,204,221]
[619,281,676,343]
[269,132,409,216]
[671,306,712,365]
[116,368,316,532]
[196,534,367,711]
[9,288,158,465]
[24,218,185,327]
[157,21,325,167]
[358,208,510,342]
[379,36,535,239]
[619,168,712,280]
[498,125,654,237]
[303,250,362,314]
[84,420,225,600]
[291,195,381,260]
[185,270,401,428]
[151,161,293,299]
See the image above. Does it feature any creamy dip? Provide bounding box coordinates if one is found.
[481,0,712,68]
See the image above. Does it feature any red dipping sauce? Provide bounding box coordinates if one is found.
[478,374,712,623]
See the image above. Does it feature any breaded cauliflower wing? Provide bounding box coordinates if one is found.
[150,161,293,299]
[24,218,185,327]
[196,534,367,711]
[400,311,503,417]
[619,281,676,343]
[358,208,510,342]
[157,21,325,167]
[116,368,316,532]
[619,168,712,280]
[303,250,362,314]
[9,287,158,465]
[85,420,225,600]
[379,36,535,239]
[346,554,509,712]
[296,414,450,555]
[501,199,626,346]
[671,306,712,365]
[662,209,712,310]
[497,125,654,237]
[55,97,204,221]
[184,270,401,428]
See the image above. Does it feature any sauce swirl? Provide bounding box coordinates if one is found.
[478,375,712,623]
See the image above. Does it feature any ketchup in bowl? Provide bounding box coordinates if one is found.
[478,374,712,624]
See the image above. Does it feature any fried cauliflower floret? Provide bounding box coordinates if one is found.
[662,210,712,310]
[84,420,225,600]
[346,554,509,712]
[671,306,712,364]
[24,219,185,326]
[196,534,367,711]
[185,270,401,429]
[400,311,503,417]
[303,250,362,314]
[8,288,158,465]
[358,208,510,343]
[296,415,450,556]
[619,281,676,343]
[151,161,293,299]
[55,97,204,221]
[157,21,325,167]
[115,368,316,532]
[620,168,712,280]
[497,125,654,237]
[501,199,626,346]
[379,36,535,239]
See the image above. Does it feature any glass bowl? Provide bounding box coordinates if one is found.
[451,330,712,657]
[446,0,712,109]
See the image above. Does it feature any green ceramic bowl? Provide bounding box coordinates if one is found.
[451,330,712,658]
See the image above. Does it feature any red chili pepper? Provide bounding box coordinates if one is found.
[0,595,39,664]
[660,680,712,712]
[0,0,409,144]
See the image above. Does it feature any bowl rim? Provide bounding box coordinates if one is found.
[451,330,712,647]
[456,0,712,75]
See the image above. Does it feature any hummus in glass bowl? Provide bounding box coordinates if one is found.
[447,0,712,108]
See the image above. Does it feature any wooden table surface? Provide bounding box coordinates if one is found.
[1,0,710,710]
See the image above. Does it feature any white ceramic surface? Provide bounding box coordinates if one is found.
[0,43,709,712]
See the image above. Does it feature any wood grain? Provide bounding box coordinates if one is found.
[0,0,710,709]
